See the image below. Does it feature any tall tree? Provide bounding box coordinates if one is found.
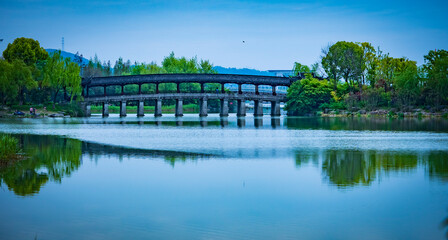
[322,41,364,91]
[2,37,48,66]
[43,51,81,106]
[423,49,448,107]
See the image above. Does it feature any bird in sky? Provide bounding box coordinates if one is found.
[242,40,245,43]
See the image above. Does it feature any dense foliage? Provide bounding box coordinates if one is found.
[0,38,82,107]
[287,41,448,115]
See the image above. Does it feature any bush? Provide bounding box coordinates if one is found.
[0,134,20,162]
[286,74,332,115]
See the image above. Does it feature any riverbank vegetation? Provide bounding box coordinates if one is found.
[286,42,448,116]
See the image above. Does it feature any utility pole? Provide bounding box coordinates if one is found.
[62,37,64,52]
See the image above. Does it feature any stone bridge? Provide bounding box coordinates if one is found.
[81,73,297,117]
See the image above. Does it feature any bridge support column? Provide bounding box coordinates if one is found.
[199,98,208,117]
[154,99,162,117]
[137,100,145,117]
[237,99,246,117]
[83,103,91,117]
[102,102,109,117]
[271,101,281,116]
[120,101,127,117]
[254,100,263,116]
[175,99,183,117]
[220,99,229,117]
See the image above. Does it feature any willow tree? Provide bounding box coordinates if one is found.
[43,51,81,106]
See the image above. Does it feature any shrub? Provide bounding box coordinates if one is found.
[286,74,332,115]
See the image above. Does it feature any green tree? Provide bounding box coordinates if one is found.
[199,60,217,74]
[286,74,332,115]
[393,61,420,108]
[5,60,36,105]
[322,41,364,91]
[43,51,81,106]
[3,37,48,66]
[292,62,311,76]
[423,49,448,107]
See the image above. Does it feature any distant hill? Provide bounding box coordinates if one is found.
[45,49,90,65]
[213,66,275,76]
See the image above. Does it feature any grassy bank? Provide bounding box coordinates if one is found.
[0,134,21,165]
[90,104,200,114]
[1,102,84,117]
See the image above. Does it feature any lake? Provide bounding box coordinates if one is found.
[0,114,447,240]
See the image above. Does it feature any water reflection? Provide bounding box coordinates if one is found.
[0,135,82,196]
[286,117,448,132]
[254,118,263,128]
[0,135,211,196]
[295,149,448,188]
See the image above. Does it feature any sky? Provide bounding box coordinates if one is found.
[1,0,448,70]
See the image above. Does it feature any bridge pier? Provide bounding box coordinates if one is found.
[237,99,246,117]
[199,98,208,117]
[137,100,145,117]
[102,102,109,117]
[154,99,162,117]
[254,100,263,116]
[83,103,91,117]
[254,118,263,128]
[120,101,127,117]
[220,99,229,117]
[175,99,183,117]
[271,101,281,116]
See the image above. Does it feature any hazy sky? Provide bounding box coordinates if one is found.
[1,0,447,70]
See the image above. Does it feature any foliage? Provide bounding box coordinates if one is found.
[423,49,448,106]
[292,62,311,76]
[2,37,48,66]
[0,59,35,105]
[43,51,82,105]
[393,62,420,108]
[286,74,332,115]
[321,41,364,91]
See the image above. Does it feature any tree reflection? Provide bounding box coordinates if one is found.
[295,149,448,188]
[0,135,82,196]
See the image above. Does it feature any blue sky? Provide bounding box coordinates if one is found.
[1,0,447,70]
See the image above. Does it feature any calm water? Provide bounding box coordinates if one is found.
[0,114,447,240]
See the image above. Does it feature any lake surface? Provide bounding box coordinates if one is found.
[0,114,447,240]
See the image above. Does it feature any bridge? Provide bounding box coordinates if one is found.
[81,73,298,117]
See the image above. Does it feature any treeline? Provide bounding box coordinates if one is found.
[0,38,82,107]
[0,38,219,108]
[287,41,448,115]
[84,52,220,97]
